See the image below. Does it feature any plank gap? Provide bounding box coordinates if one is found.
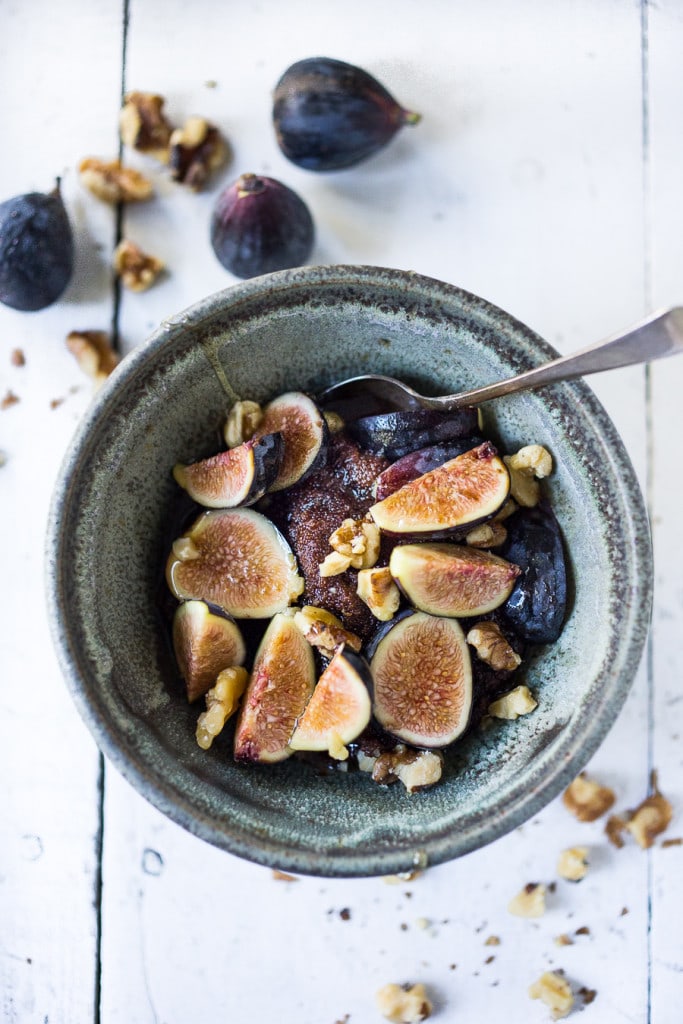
[110,0,131,353]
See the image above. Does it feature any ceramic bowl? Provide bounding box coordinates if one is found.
[46,265,652,877]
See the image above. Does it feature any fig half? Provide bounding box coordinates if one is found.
[369,442,510,535]
[289,649,372,758]
[373,438,485,501]
[255,391,328,491]
[166,508,304,618]
[172,600,247,702]
[233,612,316,763]
[389,543,521,617]
[348,408,479,461]
[370,611,473,748]
[501,502,568,643]
[172,434,284,508]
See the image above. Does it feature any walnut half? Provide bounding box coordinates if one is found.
[119,91,173,162]
[79,158,154,203]
[169,117,228,190]
[466,620,521,672]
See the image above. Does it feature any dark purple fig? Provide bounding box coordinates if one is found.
[172,600,246,702]
[254,391,328,491]
[369,611,473,748]
[347,408,479,461]
[289,648,372,757]
[501,502,568,644]
[374,438,485,500]
[166,508,304,618]
[210,173,314,279]
[233,612,316,763]
[273,57,420,171]
[389,543,521,618]
[172,433,284,508]
[0,180,74,311]
[369,442,510,535]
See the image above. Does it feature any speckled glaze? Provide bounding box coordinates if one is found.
[46,266,653,877]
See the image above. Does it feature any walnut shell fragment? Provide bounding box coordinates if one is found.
[113,239,164,292]
[79,158,154,203]
[66,330,119,389]
[119,91,173,162]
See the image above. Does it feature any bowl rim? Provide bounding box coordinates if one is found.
[46,264,653,876]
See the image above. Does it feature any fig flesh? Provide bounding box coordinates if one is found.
[210,173,314,279]
[0,181,74,311]
[389,543,521,618]
[289,648,372,758]
[172,433,283,508]
[172,600,246,702]
[166,508,304,618]
[501,502,568,643]
[370,442,510,535]
[370,611,473,748]
[233,612,316,763]
[273,57,420,171]
[254,391,328,491]
[348,408,479,461]
[373,438,485,500]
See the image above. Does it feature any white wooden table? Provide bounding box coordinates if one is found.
[2,2,682,1021]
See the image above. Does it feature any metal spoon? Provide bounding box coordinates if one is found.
[318,307,683,413]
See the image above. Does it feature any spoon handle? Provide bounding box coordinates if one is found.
[446,307,683,408]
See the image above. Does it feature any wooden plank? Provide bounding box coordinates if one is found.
[0,1,123,1021]
[644,2,683,1021]
[99,2,653,1023]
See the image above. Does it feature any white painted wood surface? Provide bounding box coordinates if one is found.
[1,1,681,1022]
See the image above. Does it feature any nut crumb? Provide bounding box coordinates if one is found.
[605,814,627,848]
[223,399,263,448]
[272,869,298,882]
[119,91,173,162]
[557,846,589,882]
[375,982,433,1023]
[528,971,574,1020]
[554,934,574,947]
[66,331,119,389]
[169,116,228,190]
[339,907,351,921]
[574,926,590,936]
[578,987,597,1006]
[484,935,501,946]
[625,771,673,849]
[383,871,423,885]
[10,348,25,367]
[488,684,537,720]
[113,239,164,292]
[467,621,522,673]
[357,566,401,621]
[508,882,546,918]
[50,397,65,410]
[465,521,508,548]
[79,157,154,203]
[662,837,683,848]
[1,390,20,410]
[562,772,616,822]
[372,746,443,793]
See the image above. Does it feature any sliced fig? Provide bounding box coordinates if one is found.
[172,434,284,508]
[389,543,521,618]
[369,443,510,535]
[501,502,568,643]
[233,613,316,763]
[166,508,304,618]
[289,649,372,757]
[172,600,247,702]
[373,438,485,500]
[347,408,479,460]
[255,391,328,491]
[370,611,473,748]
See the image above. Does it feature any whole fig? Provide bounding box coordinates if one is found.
[210,173,314,279]
[273,57,420,171]
[0,181,74,311]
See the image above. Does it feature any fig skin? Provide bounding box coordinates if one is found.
[254,392,328,491]
[210,173,314,279]
[373,437,485,500]
[233,612,316,763]
[173,433,284,508]
[389,543,521,618]
[0,181,74,311]
[501,502,568,643]
[273,57,420,171]
[348,408,479,461]
[369,610,473,748]
[172,600,246,702]
[288,648,372,757]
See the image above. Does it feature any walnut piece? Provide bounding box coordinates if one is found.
[371,745,443,793]
[319,550,354,577]
[504,444,553,507]
[66,330,119,389]
[508,882,546,918]
[119,91,173,162]
[195,666,249,750]
[169,116,228,190]
[493,497,518,522]
[557,846,589,882]
[223,399,263,448]
[562,772,616,822]
[1,390,20,410]
[466,621,522,672]
[488,684,537,720]
[529,971,574,1020]
[79,157,154,203]
[357,566,401,621]
[329,517,381,569]
[113,239,164,292]
[323,410,345,434]
[375,983,433,1023]
[625,772,673,849]
[293,606,362,656]
[465,521,508,548]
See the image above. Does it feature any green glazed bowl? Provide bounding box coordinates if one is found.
[46,265,652,877]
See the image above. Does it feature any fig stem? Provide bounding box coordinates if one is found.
[402,110,422,126]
